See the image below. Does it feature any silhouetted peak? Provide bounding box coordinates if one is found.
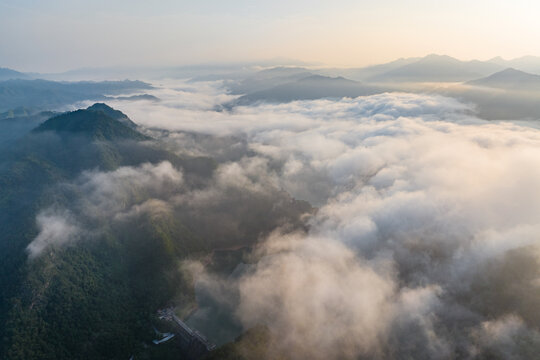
[34,107,148,141]
[86,103,137,128]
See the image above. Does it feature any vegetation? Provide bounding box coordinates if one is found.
[0,105,208,359]
[0,103,310,359]
[204,326,279,360]
[34,109,148,141]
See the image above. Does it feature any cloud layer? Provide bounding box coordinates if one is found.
[26,161,184,258]
[43,83,540,358]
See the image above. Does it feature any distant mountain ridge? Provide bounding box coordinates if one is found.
[467,68,540,91]
[296,74,357,84]
[313,55,540,82]
[218,54,540,102]
[0,67,29,81]
[487,56,540,74]
[226,66,314,94]
[228,74,382,106]
[319,57,421,81]
[367,54,504,82]
[0,79,152,112]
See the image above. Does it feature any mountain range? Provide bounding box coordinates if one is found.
[365,54,504,82]
[0,79,153,112]
[488,55,540,75]
[6,54,540,85]
[213,56,540,120]
[327,54,540,82]
[222,54,540,84]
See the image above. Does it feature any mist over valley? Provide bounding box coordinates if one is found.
[2,2,540,358]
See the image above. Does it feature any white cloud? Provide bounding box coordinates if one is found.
[27,161,184,258]
[128,84,540,357]
[27,210,80,259]
[41,83,540,356]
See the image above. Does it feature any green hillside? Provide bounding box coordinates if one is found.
[34,108,148,141]
[0,105,208,359]
[0,104,311,360]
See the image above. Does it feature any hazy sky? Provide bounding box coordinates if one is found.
[1,0,539,72]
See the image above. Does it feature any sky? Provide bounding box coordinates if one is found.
[1,0,540,72]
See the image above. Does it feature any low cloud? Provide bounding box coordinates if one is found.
[27,156,310,257]
[37,81,540,357]
[113,83,540,358]
[76,160,184,220]
[27,161,184,257]
[469,315,540,359]
[234,232,395,359]
[27,210,80,259]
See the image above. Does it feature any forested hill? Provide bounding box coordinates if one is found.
[0,104,312,360]
[34,107,148,141]
[0,104,209,359]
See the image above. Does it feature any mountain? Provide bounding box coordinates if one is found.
[226,67,314,95]
[0,104,210,359]
[229,74,382,106]
[319,57,422,81]
[369,54,504,83]
[0,104,311,360]
[488,56,510,67]
[0,67,29,81]
[255,66,312,78]
[114,94,160,102]
[12,104,215,178]
[0,79,152,112]
[34,60,311,81]
[488,56,540,75]
[467,68,540,91]
[86,102,138,127]
[0,103,140,153]
[34,107,147,141]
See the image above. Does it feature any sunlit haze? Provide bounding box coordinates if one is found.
[1,0,540,72]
